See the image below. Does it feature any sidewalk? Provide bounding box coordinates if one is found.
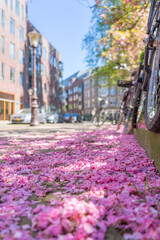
[0,120,10,125]
[0,124,159,239]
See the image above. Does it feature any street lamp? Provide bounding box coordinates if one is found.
[28,30,41,126]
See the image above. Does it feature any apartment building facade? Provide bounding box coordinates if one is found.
[0,0,27,120]
[63,71,86,115]
[84,75,123,120]
[0,0,62,121]
[64,70,123,120]
[26,21,61,113]
[83,73,98,119]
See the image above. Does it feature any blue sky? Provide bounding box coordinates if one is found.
[28,0,93,79]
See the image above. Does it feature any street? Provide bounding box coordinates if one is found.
[0,123,160,240]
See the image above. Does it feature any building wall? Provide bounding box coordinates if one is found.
[83,75,98,119]
[82,74,124,121]
[0,0,27,120]
[64,76,83,115]
[26,21,61,113]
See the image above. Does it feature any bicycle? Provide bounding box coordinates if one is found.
[117,78,136,134]
[131,61,146,129]
[93,99,108,126]
[143,0,160,132]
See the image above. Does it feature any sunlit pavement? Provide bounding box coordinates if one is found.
[0,122,111,137]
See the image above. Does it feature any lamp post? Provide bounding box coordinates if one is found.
[28,88,33,108]
[28,30,41,126]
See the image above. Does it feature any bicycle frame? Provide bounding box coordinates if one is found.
[147,0,157,34]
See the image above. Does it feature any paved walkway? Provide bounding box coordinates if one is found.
[0,122,110,136]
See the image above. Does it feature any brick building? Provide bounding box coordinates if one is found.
[0,0,27,120]
[63,71,87,115]
[64,70,123,120]
[0,0,62,121]
[26,21,61,113]
[96,79,123,121]
[83,72,98,120]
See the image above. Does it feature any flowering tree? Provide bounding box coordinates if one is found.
[83,0,150,83]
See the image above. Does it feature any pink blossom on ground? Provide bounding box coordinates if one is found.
[0,125,160,239]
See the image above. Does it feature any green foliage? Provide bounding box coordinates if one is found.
[83,0,150,84]
[92,61,130,86]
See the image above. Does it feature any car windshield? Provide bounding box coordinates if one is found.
[64,113,70,117]
[72,113,78,116]
[18,109,31,114]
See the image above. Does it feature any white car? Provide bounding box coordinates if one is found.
[46,112,59,123]
[11,108,46,124]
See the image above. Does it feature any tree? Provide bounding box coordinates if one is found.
[83,0,150,83]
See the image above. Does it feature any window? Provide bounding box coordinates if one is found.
[44,48,47,60]
[10,42,15,59]
[1,63,4,80]
[49,54,53,65]
[1,36,5,53]
[41,64,44,75]
[21,4,24,20]
[88,100,90,108]
[36,43,42,57]
[85,80,90,89]
[44,83,47,94]
[50,89,53,96]
[92,99,95,107]
[92,79,95,86]
[110,87,116,96]
[10,67,15,83]
[110,98,116,106]
[1,10,5,27]
[10,0,13,9]
[106,87,109,95]
[68,89,72,95]
[98,87,106,97]
[19,27,24,41]
[15,0,20,15]
[37,81,41,94]
[36,61,41,79]
[19,72,23,86]
[53,57,57,68]
[92,88,95,97]
[19,49,24,64]
[10,18,15,35]
[5,0,8,4]
[118,88,123,95]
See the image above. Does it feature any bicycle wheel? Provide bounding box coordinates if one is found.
[145,45,160,132]
[132,83,143,128]
[93,110,106,127]
[137,92,146,124]
[124,109,133,134]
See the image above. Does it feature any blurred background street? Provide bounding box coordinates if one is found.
[0,122,111,137]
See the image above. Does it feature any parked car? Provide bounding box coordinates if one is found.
[11,108,46,124]
[72,113,82,123]
[63,112,72,123]
[46,112,59,123]
[58,113,64,123]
